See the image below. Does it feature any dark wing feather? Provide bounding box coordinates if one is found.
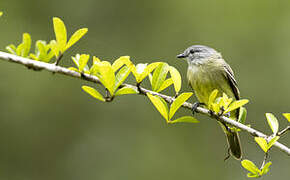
[223,63,240,100]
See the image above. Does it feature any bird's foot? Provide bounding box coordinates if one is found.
[224,147,231,161]
[191,102,205,115]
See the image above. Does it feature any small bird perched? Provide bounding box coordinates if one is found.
[177,45,242,159]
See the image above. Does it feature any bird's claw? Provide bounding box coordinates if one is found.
[191,102,205,115]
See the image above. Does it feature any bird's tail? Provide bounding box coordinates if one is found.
[225,129,242,160]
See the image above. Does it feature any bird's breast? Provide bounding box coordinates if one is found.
[187,63,229,104]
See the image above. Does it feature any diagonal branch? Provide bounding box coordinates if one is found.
[0,51,289,156]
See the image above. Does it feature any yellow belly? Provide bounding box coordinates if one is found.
[187,64,237,118]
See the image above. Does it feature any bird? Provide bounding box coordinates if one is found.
[177,45,242,160]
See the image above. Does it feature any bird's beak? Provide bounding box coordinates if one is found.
[176,53,186,58]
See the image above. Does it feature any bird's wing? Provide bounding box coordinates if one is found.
[223,63,240,100]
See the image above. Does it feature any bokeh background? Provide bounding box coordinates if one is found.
[0,0,289,179]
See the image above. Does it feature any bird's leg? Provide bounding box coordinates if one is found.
[224,147,231,161]
[191,102,205,115]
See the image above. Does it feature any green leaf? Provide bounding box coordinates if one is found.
[266,113,279,134]
[115,87,138,96]
[6,44,17,54]
[72,54,89,71]
[94,61,115,95]
[151,63,169,92]
[282,113,290,122]
[169,66,182,94]
[168,116,199,124]
[82,86,105,102]
[112,56,132,72]
[65,28,88,50]
[78,54,90,72]
[49,40,59,58]
[208,89,218,109]
[241,160,261,175]
[147,93,168,121]
[68,67,80,72]
[224,99,249,113]
[0,11,3,17]
[268,136,280,149]
[114,66,131,91]
[137,62,161,83]
[247,173,260,178]
[53,17,67,53]
[157,78,173,92]
[255,137,268,152]
[261,161,272,175]
[18,33,31,57]
[169,92,193,120]
[238,107,247,124]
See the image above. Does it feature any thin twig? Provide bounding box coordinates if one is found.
[278,126,290,136]
[0,51,289,156]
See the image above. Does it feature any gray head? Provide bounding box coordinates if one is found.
[177,45,220,64]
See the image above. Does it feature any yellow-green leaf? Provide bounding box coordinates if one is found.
[247,173,260,178]
[169,92,193,120]
[224,99,249,113]
[268,136,279,149]
[53,17,67,53]
[6,44,17,54]
[255,137,268,152]
[94,61,115,95]
[151,63,169,92]
[136,62,160,83]
[238,107,247,124]
[82,86,105,102]
[65,28,88,50]
[78,54,90,72]
[49,40,59,58]
[115,87,138,96]
[241,160,261,175]
[266,113,279,134]
[17,33,31,57]
[68,67,80,72]
[208,89,218,109]
[147,93,168,121]
[169,66,182,94]
[114,66,131,91]
[168,116,199,124]
[261,161,272,175]
[157,78,173,92]
[282,113,290,122]
[112,56,132,72]
[0,12,3,17]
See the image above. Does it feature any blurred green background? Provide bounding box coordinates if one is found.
[0,0,289,179]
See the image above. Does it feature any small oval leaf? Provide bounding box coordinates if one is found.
[114,66,131,91]
[266,113,279,134]
[157,78,173,92]
[53,17,67,53]
[282,113,290,122]
[115,87,138,96]
[254,137,268,152]
[147,93,168,121]
[82,86,105,102]
[224,99,249,113]
[241,160,261,175]
[169,92,193,120]
[168,116,199,124]
[169,66,182,94]
[151,63,169,92]
[65,28,88,50]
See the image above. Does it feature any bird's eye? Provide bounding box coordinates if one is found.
[190,49,201,54]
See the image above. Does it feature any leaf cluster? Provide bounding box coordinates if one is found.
[6,17,87,63]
